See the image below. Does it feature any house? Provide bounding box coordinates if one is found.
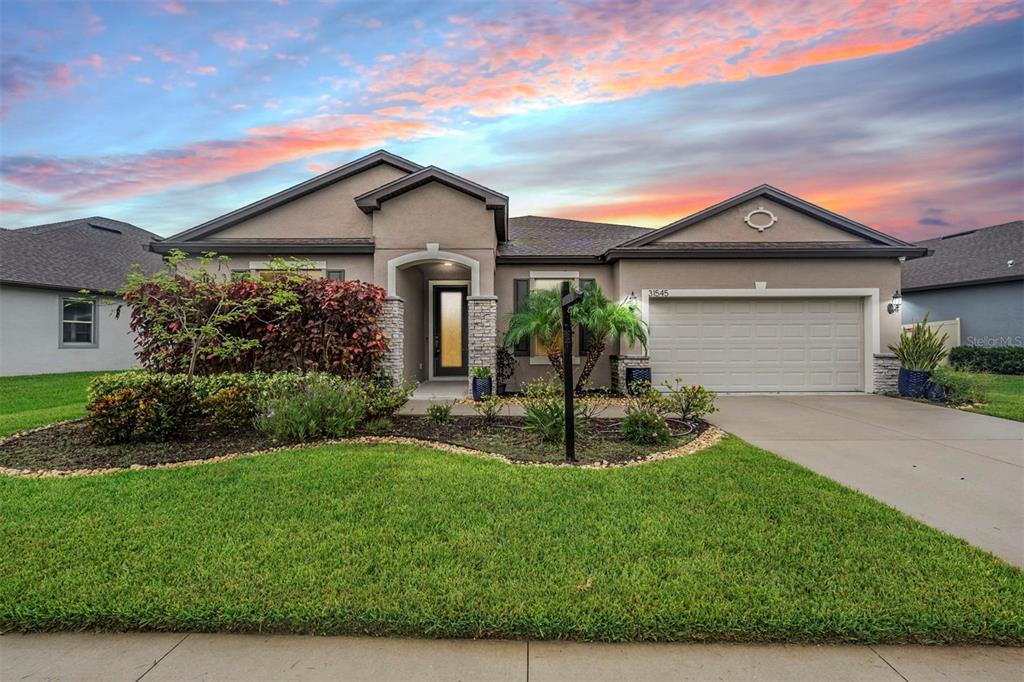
[0,217,164,376]
[153,149,928,393]
[901,221,1023,348]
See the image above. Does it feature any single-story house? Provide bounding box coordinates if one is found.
[153,149,928,393]
[901,221,1023,348]
[0,217,164,376]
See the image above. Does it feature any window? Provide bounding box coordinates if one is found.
[532,278,566,358]
[60,296,96,347]
[512,279,530,356]
[326,269,345,281]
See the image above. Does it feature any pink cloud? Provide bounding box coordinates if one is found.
[212,31,268,52]
[366,0,1020,117]
[160,1,190,15]
[2,115,438,203]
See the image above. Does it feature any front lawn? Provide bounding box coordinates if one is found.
[0,372,104,437]
[964,373,1024,422]
[2,437,1021,643]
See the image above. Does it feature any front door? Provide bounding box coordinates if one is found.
[432,285,469,376]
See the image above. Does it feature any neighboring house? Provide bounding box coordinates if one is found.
[902,221,1024,348]
[0,217,164,376]
[153,149,927,393]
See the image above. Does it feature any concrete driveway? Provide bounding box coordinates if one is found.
[709,395,1024,566]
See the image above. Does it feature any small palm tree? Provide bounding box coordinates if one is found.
[574,286,647,392]
[504,286,566,379]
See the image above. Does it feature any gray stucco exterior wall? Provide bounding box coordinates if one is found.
[902,280,1024,347]
[0,284,141,376]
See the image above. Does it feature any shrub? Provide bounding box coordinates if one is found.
[255,375,367,442]
[473,394,503,423]
[660,380,718,422]
[365,379,416,420]
[122,250,388,377]
[471,366,492,379]
[950,346,1024,375]
[931,367,993,406]
[362,417,393,436]
[620,408,671,445]
[426,402,453,425]
[518,379,584,443]
[203,387,257,431]
[87,388,142,445]
[134,381,195,442]
[495,344,516,390]
[624,381,666,414]
[889,315,948,371]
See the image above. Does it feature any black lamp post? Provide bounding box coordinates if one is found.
[560,280,583,463]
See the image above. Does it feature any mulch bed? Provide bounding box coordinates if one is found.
[0,415,709,473]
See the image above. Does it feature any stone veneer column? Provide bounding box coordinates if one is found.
[872,353,900,394]
[381,296,405,385]
[610,354,650,394]
[467,296,497,390]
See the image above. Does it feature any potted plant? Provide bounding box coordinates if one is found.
[888,314,948,398]
[471,366,493,401]
[495,344,516,395]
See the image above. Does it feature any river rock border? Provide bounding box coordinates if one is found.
[0,425,725,478]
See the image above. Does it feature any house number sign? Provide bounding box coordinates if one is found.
[744,206,778,232]
[649,289,670,297]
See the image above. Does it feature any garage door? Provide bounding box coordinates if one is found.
[648,298,863,392]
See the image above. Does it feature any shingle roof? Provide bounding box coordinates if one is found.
[902,221,1024,291]
[500,216,652,257]
[0,217,164,293]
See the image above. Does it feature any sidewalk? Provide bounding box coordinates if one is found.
[2,633,1021,681]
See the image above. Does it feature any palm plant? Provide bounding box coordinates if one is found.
[574,286,647,393]
[504,286,565,378]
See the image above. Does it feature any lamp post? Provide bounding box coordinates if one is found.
[561,280,583,463]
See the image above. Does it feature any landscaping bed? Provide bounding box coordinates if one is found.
[2,437,1022,643]
[0,415,706,472]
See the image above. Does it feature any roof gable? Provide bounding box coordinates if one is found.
[620,185,916,248]
[165,149,421,242]
[354,165,509,241]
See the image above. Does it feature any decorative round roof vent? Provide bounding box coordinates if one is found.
[744,206,778,232]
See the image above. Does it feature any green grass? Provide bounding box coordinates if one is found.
[0,372,104,437]
[2,437,1021,643]
[964,373,1024,422]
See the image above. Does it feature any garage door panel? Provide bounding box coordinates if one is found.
[649,297,863,392]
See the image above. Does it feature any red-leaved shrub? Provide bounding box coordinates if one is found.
[123,265,387,378]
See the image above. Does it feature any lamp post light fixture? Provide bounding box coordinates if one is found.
[887,290,902,315]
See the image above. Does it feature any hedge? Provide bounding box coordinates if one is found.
[949,346,1024,375]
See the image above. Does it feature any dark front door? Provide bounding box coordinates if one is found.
[433,285,469,376]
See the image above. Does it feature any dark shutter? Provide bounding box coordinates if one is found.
[578,278,596,354]
[513,279,530,356]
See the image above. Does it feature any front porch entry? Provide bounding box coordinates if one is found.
[380,247,497,389]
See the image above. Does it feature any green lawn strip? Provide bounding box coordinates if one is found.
[0,372,104,436]
[964,374,1024,422]
[2,436,1021,643]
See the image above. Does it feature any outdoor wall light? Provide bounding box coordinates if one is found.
[625,291,638,305]
[887,290,902,314]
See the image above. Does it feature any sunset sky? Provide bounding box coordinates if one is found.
[1,0,1021,240]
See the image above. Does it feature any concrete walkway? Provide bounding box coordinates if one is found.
[3,633,1022,681]
[709,394,1024,566]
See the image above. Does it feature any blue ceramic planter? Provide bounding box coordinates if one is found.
[472,376,492,401]
[625,366,652,395]
[897,368,930,398]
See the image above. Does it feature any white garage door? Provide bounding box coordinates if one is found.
[648,298,863,392]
